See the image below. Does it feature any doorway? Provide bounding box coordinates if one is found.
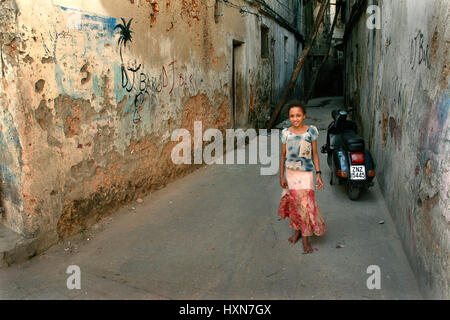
[232,40,246,129]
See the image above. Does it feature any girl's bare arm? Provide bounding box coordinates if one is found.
[312,140,324,189]
[312,140,320,172]
[280,143,286,178]
[280,143,288,188]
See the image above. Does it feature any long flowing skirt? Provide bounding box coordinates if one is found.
[278,168,326,236]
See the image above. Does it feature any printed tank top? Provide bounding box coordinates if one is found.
[280,125,319,171]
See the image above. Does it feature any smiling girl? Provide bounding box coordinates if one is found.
[278,100,326,254]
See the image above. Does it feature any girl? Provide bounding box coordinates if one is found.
[278,100,326,254]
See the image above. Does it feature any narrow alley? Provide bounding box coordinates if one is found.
[0,98,422,299]
[0,0,448,301]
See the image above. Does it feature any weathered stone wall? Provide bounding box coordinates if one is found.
[0,0,25,237]
[344,0,449,299]
[0,0,303,254]
[253,0,305,124]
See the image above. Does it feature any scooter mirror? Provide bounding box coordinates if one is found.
[334,111,348,130]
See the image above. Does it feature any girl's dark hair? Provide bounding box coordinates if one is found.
[287,99,307,115]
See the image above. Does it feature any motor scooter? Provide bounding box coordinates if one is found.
[320,108,376,200]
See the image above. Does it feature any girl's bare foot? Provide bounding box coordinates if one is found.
[288,230,302,243]
[302,236,314,253]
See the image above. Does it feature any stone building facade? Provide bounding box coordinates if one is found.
[0,0,305,261]
[343,0,449,299]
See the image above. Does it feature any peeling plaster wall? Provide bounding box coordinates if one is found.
[0,0,26,236]
[0,0,303,254]
[255,0,304,124]
[344,0,449,299]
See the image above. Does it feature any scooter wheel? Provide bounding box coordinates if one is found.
[348,185,361,201]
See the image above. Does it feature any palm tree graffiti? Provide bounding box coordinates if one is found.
[114,17,143,124]
[114,17,134,64]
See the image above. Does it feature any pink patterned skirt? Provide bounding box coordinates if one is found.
[278,168,326,236]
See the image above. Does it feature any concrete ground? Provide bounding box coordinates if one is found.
[0,97,423,299]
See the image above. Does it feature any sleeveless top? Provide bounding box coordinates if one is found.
[281,125,319,171]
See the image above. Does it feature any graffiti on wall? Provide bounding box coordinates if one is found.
[115,18,195,124]
[42,6,119,99]
[47,7,198,126]
[0,109,23,205]
[115,18,134,63]
[409,30,432,70]
[427,91,449,154]
[115,17,143,123]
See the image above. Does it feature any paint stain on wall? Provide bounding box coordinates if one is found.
[427,92,449,153]
[381,106,389,148]
[181,0,202,26]
[148,0,160,27]
[35,79,45,93]
[388,116,402,149]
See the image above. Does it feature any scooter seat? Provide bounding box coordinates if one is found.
[341,132,365,151]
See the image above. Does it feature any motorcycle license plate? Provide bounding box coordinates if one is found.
[350,165,366,180]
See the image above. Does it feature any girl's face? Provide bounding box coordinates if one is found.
[289,106,306,127]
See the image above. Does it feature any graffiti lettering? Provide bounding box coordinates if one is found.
[409,30,431,70]
[115,18,195,124]
[168,60,176,94]
[121,62,141,92]
[179,73,194,89]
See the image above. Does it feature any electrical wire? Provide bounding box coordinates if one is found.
[200,0,217,8]
[255,0,296,29]
[274,0,293,12]
[214,0,302,42]
[259,0,297,20]
[222,0,260,17]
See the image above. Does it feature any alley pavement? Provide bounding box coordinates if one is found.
[0,97,423,299]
